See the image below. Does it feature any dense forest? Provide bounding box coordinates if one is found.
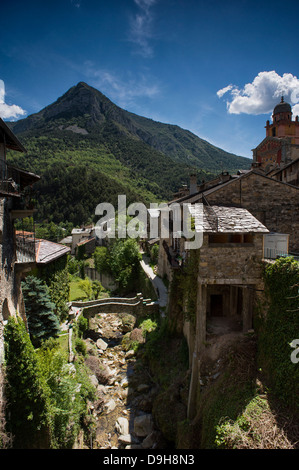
[7,82,251,227]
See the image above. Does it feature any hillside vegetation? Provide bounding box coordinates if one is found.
[7,82,250,226]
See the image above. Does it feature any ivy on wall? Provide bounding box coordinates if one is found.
[257,257,299,409]
[168,249,200,329]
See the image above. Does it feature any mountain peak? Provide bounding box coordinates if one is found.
[11,81,117,133]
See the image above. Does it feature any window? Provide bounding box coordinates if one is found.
[208,233,254,245]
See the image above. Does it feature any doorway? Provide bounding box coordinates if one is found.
[210,294,223,316]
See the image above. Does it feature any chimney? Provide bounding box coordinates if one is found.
[189,173,198,195]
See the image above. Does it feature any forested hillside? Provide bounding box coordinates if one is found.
[7,82,251,226]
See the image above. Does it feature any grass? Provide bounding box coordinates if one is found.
[69,275,111,302]
[69,276,88,301]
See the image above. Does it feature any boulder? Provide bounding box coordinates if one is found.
[134,414,154,437]
[142,431,157,449]
[125,349,135,359]
[115,417,129,435]
[121,314,136,333]
[96,338,108,351]
[118,434,137,445]
[104,399,116,412]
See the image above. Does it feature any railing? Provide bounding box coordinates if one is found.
[15,232,36,263]
[0,159,21,195]
[264,249,299,261]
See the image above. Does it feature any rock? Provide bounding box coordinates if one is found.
[130,328,145,344]
[142,431,157,449]
[96,338,108,350]
[89,374,99,387]
[121,314,136,333]
[120,377,129,388]
[118,434,137,445]
[134,414,154,437]
[125,349,135,359]
[115,417,129,435]
[104,399,116,412]
[126,444,143,449]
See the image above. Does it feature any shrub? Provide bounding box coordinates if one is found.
[4,317,51,448]
[258,257,299,409]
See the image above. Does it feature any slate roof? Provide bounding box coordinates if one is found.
[189,204,269,233]
[35,239,70,264]
[15,232,71,264]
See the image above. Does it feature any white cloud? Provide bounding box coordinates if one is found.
[217,71,299,116]
[129,0,157,57]
[216,84,233,98]
[0,79,26,120]
[83,62,160,107]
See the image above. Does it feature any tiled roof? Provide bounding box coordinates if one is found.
[189,204,269,233]
[76,237,96,246]
[35,239,70,264]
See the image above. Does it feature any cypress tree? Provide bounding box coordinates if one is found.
[21,276,60,347]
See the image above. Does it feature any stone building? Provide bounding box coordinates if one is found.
[252,97,299,173]
[166,170,299,254]
[267,156,299,186]
[0,118,40,360]
[158,159,299,418]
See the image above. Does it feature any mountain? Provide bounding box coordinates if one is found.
[8,82,251,226]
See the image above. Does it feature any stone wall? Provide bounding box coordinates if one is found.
[202,172,299,253]
[70,294,159,320]
[84,266,118,291]
[0,198,26,363]
[198,233,264,283]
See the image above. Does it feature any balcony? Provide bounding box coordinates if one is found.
[11,194,36,219]
[0,159,40,197]
[15,230,36,265]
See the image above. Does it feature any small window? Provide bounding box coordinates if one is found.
[208,233,253,245]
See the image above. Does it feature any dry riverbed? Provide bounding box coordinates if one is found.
[77,312,168,449]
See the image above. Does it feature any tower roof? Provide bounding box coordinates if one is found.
[273,96,292,115]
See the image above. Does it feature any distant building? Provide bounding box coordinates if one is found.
[267,156,299,186]
[252,97,299,172]
[70,226,96,255]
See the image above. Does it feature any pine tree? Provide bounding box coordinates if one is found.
[21,276,60,347]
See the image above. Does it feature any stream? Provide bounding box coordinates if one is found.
[78,312,168,449]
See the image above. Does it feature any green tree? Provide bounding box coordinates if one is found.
[4,317,51,448]
[91,280,103,299]
[93,246,109,274]
[78,278,92,299]
[94,238,141,292]
[22,276,60,347]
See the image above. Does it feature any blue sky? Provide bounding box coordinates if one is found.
[1,0,299,159]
